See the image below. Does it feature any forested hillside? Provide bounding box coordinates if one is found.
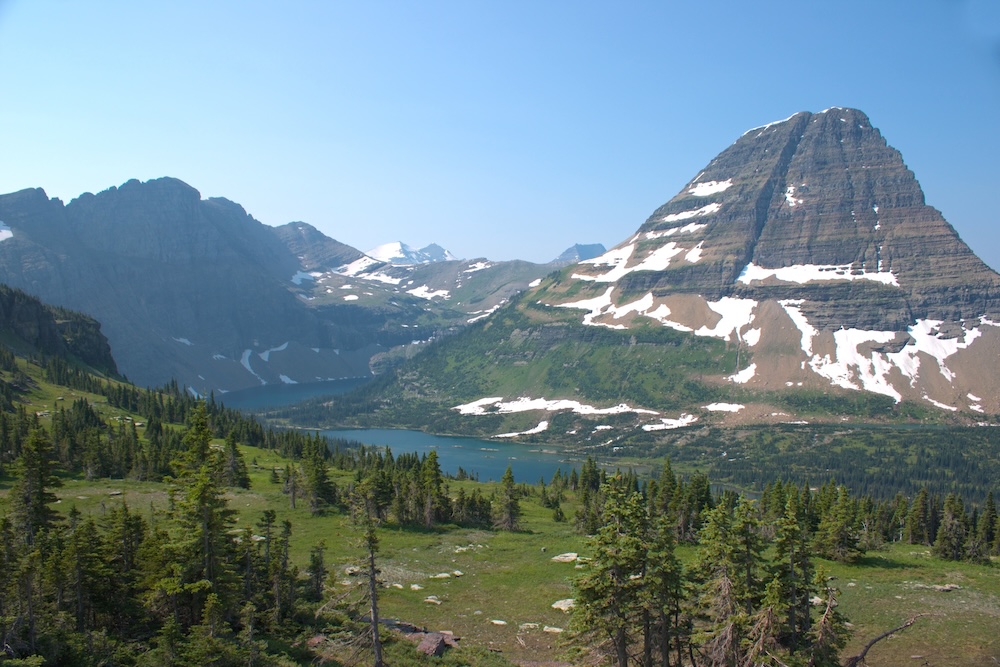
[1,347,998,665]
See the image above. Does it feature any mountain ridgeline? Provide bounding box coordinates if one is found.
[308,108,1000,440]
[0,108,997,428]
[0,179,583,394]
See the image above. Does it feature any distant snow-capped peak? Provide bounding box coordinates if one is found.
[366,242,458,265]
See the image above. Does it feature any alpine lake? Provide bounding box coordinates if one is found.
[219,378,582,483]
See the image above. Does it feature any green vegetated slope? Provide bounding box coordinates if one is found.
[1,349,999,666]
[291,295,739,435]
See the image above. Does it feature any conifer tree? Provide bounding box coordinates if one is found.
[693,498,764,666]
[933,493,967,561]
[8,428,62,547]
[770,493,815,651]
[644,513,686,667]
[492,466,522,531]
[905,487,930,545]
[814,486,863,562]
[221,431,250,489]
[572,482,648,667]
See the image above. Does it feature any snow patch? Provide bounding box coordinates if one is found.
[738,262,898,287]
[467,303,503,324]
[343,294,359,301]
[454,396,658,417]
[809,329,901,400]
[240,350,266,386]
[407,285,450,300]
[364,272,404,285]
[688,179,732,197]
[644,222,707,239]
[684,241,704,263]
[173,337,193,346]
[661,202,721,223]
[495,421,550,438]
[703,403,745,412]
[922,395,958,412]
[336,256,381,277]
[642,414,698,431]
[728,364,756,384]
[744,113,798,137]
[572,245,636,283]
[784,185,804,207]
[742,328,762,347]
[279,375,297,385]
[886,319,982,384]
[463,261,493,273]
[258,342,289,362]
[779,300,819,356]
[528,278,542,288]
[0,222,13,242]
[555,290,755,340]
[695,297,758,342]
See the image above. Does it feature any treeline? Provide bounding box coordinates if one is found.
[629,423,1000,504]
[324,446,523,531]
[0,360,357,483]
[573,459,1000,568]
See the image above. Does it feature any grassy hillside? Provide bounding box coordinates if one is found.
[13,447,1000,666]
[2,352,998,666]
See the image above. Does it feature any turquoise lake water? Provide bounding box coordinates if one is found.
[322,428,581,483]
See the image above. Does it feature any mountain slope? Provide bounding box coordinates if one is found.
[0,283,117,375]
[0,179,370,392]
[541,108,1000,414]
[0,178,592,395]
[329,108,1000,437]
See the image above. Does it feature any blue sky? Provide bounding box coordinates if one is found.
[1,1,998,266]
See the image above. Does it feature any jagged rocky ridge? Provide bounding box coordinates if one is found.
[532,108,1000,417]
[0,179,583,394]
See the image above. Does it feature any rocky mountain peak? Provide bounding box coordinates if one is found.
[552,243,607,266]
[538,108,1000,413]
[366,241,458,265]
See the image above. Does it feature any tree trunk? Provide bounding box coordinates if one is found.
[367,540,384,667]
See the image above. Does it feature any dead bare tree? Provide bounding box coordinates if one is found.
[842,615,925,667]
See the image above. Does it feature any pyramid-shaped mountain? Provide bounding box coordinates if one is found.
[536,108,1000,414]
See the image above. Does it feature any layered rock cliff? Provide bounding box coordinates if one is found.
[530,109,1000,416]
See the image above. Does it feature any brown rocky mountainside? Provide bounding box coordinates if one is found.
[533,108,1000,416]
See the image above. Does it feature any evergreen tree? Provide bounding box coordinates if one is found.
[693,498,764,667]
[572,482,648,667]
[8,428,62,547]
[814,486,864,563]
[905,487,931,545]
[492,466,522,531]
[221,431,250,489]
[770,493,815,652]
[300,440,336,515]
[419,450,448,528]
[933,493,967,561]
[644,513,687,667]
